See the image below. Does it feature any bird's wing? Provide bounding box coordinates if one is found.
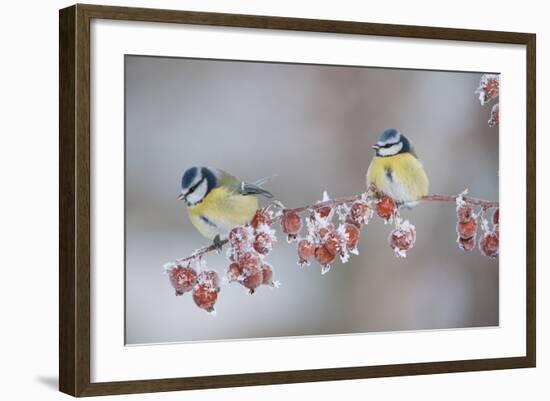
[238,174,276,198]
[238,181,274,198]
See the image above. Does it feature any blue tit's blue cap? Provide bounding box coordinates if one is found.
[378,128,401,144]
[181,166,199,189]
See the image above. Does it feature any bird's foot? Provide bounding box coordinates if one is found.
[212,235,224,253]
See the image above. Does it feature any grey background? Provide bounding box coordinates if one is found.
[125,55,499,345]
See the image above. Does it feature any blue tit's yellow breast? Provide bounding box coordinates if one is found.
[366,153,429,202]
[187,187,259,239]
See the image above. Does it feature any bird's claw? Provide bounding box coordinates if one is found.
[212,235,224,253]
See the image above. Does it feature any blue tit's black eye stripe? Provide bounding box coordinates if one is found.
[201,167,217,194]
[181,167,198,189]
[187,177,205,195]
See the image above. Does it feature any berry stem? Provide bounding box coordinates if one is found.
[175,239,230,264]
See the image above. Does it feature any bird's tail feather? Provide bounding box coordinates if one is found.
[253,174,277,187]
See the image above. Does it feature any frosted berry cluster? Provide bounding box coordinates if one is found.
[455,193,499,258]
[475,74,500,127]
[226,211,278,294]
[291,192,373,274]
[164,262,220,313]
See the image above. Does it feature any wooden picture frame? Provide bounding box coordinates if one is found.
[59,3,536,397]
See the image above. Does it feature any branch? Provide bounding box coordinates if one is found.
[166,190,499,312]
[172,190,497,265]
[420,194,498,208]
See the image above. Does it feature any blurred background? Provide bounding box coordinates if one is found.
[125,55,499,345]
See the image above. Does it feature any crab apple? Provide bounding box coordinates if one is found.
[281,212,302,239]
[197,270,220,290]
[297,239,315,266]
[317,223,335,240]
[344,223,360,249]
[492,208,499,226]
[314,244,336,266]
[242,264,263,293]
[324,231,345,255]
[479,231,499,258]
[253,231,273,255]
[457,204,474,222]
[229,226,250,249]
[239,251,261,270]
[192,284,218,312]
[168,266,197,296]
[346,201,371,227]
[457,219,477,239]
[251,208,270,229]
[476,74,499,104]
[261,263,274,286]
[317,206,332,218]
[376,196,397,219]
[226,262,242,282]
[389,224,416,254]
[458,236,476,252]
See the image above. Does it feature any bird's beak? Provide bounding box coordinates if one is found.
[372,144,380,150]
[177,192,186,201]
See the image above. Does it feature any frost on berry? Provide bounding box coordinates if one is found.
[167,265,197,296]
[475,74,499,105]
[253,232,271,254]
[457,204,473,223]
[488,103,499,127]
[238,251,261,270]
[389,220,416,258]
[253,224,277,255]
[457,219,478,239]
[242,264,263,294]
[346,200,372,227]
[297,239,315,267]
[344,223,360,250]
[261,263,274,286]
[226,262,242,282]
[281,211,302,241]
[317,223,335,241]
[197,270,220,291]
[227,225,254,260]
[229,226,250,247]
[376,196,397,221]
[314,244,336,273]
[479,231,499,259]
[233,251,263,293]
[251,208,270,229]
[326,227,349,257]
[192,283,218,313]
[458,236,476,252]
[317,206,332,219]
[455,193,480,252]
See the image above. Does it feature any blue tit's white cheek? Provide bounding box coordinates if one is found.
[187,174,203,190]
[378,142,403,156]
[186,179,208,206]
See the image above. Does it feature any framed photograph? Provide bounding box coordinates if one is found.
[59,4,536,397]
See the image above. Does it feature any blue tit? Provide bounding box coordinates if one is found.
[178,167,273,244]
[366,128,429,205]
